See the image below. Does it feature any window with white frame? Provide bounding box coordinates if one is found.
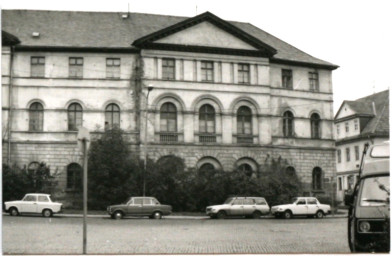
[201,61,214,82]
[106,58,120,79]
[69,57,83,78]
[238,63,250,84]
[31,56,45,77]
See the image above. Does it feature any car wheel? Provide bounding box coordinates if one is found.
[42,209,53,218]
[112,211,123,220]
[252,211,262,219]
[284,210,292,219]
[217,211,226,219]
[9,207,19,216]
[152,211,162,219]
[315,210,324,219]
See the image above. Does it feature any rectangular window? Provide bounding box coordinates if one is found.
[338,177,343,191]
[345,122,349,133]
[336,124,340,135]
[346,148,351,162]
[282,69,293,89]
[355,146,359,161]
[201,61,214,82]
[309,72,319,92]
[69,57,83,78]
[354,119,359,130]
[162,58,175,80]
[337,149,341,163]
[31,57,45,77]
[238,63,250,84]
[106,58,120,79]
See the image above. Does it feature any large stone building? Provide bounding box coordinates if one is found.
[334,90,389,203]
[2,10,338,203]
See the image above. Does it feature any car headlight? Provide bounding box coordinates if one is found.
[359,221,371,232]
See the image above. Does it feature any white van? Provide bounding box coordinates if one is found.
[345,142,390,252]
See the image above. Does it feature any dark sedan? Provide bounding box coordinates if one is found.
[107,196,172,219]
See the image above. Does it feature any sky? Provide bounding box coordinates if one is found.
[1,0,391,114]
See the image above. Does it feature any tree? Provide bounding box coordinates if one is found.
[88,128,138,209]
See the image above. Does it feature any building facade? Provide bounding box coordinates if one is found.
[2,10,338,205]
[334,90,389,203]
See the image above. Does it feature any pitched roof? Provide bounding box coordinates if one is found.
[2,30,20,46]
[337,90,389,136]
[1,9,337,69]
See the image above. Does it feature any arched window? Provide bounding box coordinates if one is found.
[310,113,321,139]
[27,161,40,175]
[312,167,323,190]
[238,163,253,177]
[160,103,177,132]
[237,106,252,143]
[68,103,83,131]
[105,104,120,129]
[285,166,296,176]
[29,102,43,131]
[67,163,82,190]
[199,104,215,133]
[283,111,294,137]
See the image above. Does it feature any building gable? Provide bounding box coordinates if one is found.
[335,102,357,120]
[132,11,277,57]
[155,21,258,50]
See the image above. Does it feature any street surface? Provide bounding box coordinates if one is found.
[2,215,350,254]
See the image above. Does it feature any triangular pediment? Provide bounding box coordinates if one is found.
[132,12,277,57]
[155,21,257,50]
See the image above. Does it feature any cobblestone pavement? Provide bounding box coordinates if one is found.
[2,215,350,254]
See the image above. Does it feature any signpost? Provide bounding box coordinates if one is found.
[77,127,90,255]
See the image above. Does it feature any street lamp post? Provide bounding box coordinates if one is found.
[143,85,154,197]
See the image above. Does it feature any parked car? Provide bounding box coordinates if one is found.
[345,142,390,252]
[206,197,270,219]
[271,197,331,219]
[107,196,172,219]
[4,193,62,217]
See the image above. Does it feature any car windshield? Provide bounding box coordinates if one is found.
[124,197,132,204]
[224,197,234,204]
[360,176,390,207]
[291,197,298,204]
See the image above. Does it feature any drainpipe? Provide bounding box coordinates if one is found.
[7,45,15,165]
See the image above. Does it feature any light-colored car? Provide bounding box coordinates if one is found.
[271,197,331,219]
[107,196,172,219]
[206,197,270,219]
[4,193,63,217]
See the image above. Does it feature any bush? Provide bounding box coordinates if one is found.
[2,162,58,204]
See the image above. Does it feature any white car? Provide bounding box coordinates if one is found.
[206,197,270,219]
[271,197,331,219]
[4,193,63,217]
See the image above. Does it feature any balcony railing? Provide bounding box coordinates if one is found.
[236,135,254,144]
[160,133,178,142]
[199,134,216,143]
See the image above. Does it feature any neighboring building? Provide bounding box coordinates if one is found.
[334,90,389,203]
[2,10,338,205]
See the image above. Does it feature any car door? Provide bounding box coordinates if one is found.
[126,198,143,216]
[306,198,319,215]
[20,195,38,213]
[242,198,256,215]
[36,195,50,213]
[141,198,154,215]
[293,199,307,215]
[229,198,244,216]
